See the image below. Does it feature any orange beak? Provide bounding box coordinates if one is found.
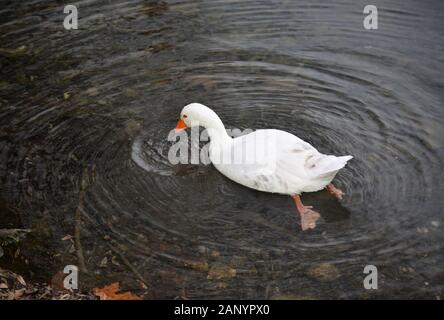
[175,118,188,132]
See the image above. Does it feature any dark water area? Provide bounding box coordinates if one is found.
[1,0,444,299]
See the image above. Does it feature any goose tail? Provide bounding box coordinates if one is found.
[306,154,353,177]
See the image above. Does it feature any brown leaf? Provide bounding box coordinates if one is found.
[99,257,108,268]
[16,275,26,286]
[111,256,120,266]
[12,288,26,299]
[94,282,141,300]
[51,271,68,292]
[61,235,73,241]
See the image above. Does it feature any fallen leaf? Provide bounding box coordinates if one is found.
[61,235,73,241]
[207,264,236,280]
[51,271,68,292]
[99,257,108,268]
[94,282,141,300]
[137,280,148,290]
[184,259,209,272]
[16,275,26,286]
[111,256,120,266]
[12,288,26,299]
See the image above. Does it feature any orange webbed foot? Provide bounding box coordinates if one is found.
[326,183,344,200]
[291,195,321,231]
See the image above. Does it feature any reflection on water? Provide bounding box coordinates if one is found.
[1,0,444,299]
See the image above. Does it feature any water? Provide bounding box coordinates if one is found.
[1,0,443,299]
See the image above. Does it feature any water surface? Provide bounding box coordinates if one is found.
[1,0,443,299]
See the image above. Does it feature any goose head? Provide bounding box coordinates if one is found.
[175,103,224,131]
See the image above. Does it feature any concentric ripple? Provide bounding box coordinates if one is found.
[1,0,444,299]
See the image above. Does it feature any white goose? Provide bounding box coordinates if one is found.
[174,103,352,230]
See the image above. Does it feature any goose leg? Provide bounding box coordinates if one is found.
[326,183,344,200]
[291,194,320,231]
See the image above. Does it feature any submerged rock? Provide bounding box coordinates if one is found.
[207,263,236,280]
[183,259,209,272]
[306,263,339,282]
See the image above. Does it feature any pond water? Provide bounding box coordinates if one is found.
[0,0,443,299]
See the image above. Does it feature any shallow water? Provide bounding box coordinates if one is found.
[1,0,444,299]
